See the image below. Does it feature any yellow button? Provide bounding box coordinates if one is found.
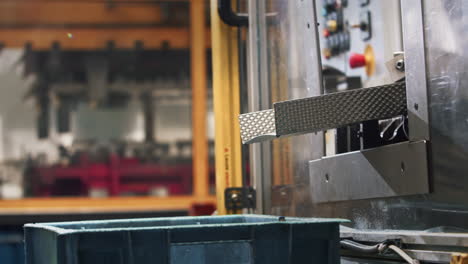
[327,20,338,32]
[323,48,332,59]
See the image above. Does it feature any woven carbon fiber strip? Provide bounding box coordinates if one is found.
[274,82,407,136]
[239,109,276,144]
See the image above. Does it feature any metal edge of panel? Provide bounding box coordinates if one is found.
[247,0,272,214]
[401,0,430,141]
[298,0,326,160]
[309,141,429,203]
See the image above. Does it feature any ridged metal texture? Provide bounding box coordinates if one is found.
[239,109,276,144]
[274,81,407,136]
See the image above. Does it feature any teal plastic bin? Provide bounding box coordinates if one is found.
[0,232,25,264]
[24,214,345,264]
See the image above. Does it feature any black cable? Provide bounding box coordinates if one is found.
[340,239,419,264]
[218,0,248,27]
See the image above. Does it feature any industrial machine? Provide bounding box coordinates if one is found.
[28,141,216,197]
[0,0,216,218]
[212,0,468,263]
[14,0,468,263]
[0,1,216,202]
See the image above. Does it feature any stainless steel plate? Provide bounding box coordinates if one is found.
[309,141,429,203]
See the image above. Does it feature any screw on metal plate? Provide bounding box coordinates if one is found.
[395,59,405,72]
[385,53,406,82]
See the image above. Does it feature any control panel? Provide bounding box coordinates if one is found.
[316,0,404,156]
[317,0,403,87]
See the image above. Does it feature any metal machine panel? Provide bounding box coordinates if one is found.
[316,0,403,86]
[309,141,428,203]
[401,0,430,141]
[310,0,468,230]
[247,0,468,233]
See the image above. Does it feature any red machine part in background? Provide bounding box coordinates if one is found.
[33,153,215,197]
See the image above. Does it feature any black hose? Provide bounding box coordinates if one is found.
[218,0,248,27]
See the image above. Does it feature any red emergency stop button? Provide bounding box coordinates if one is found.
[349,53,366,68]
[348,44,375,76]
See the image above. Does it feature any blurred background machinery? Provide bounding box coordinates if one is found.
[0,0,217,200]
[0,2,218,263]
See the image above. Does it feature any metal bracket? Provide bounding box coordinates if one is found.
[385,53,406,83]
[224,187,256,210]
[309,141,429,203]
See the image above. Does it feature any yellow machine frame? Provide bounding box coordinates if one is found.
[210,0,244,215]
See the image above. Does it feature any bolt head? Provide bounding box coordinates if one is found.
[395,59,405,71]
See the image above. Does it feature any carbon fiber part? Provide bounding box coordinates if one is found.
[238,109,276,144]
[238,82,407,144]
[274,82,407,136]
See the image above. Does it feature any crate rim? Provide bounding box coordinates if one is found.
[24,214,348,235]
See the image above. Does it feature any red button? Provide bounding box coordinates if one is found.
[323,29,330,38]
[349,53,366,68]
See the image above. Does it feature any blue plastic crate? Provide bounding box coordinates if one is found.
[25,214,345,264]
[0,232,25,264]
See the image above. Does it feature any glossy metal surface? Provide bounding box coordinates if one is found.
[251,0,468,230]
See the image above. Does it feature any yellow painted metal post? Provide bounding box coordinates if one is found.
[210,0,243,214]
[191,0,209,198]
